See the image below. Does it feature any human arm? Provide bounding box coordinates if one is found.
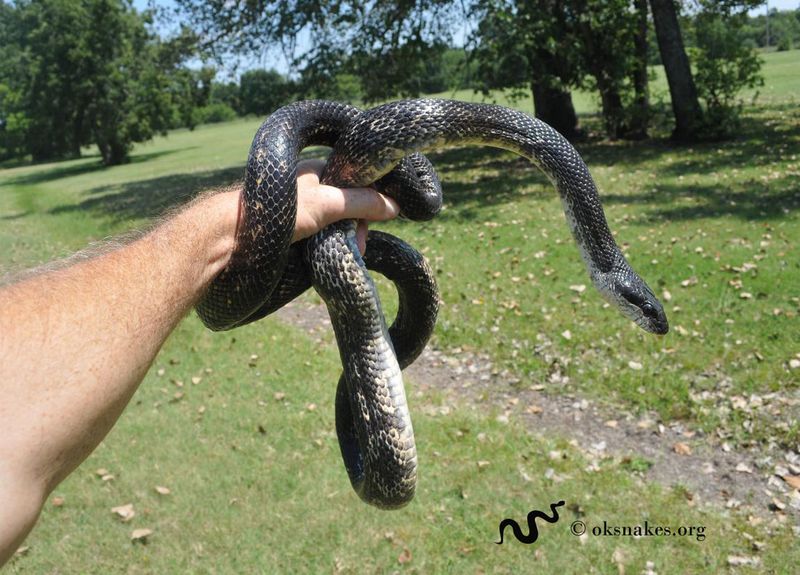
[0,162,398,566]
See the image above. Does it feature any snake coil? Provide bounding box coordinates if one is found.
[197,99,668,509]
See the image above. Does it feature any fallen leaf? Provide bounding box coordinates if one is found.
[476,460,491,469]
[735,462,753,474]
[111,503,135,522]
[673,442,692,455]
[155,486,171,495]
[727,555,761,567]
[191,376,202,385]
[397,548,412,564]
[628,361,643,370]
[131,528,153,542]
[95,468,109,477]
[782,475,800,490]
[52,496,65,507]
[612,547,627,575]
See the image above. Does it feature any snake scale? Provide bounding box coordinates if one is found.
[196,99,669,509]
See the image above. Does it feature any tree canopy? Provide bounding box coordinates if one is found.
[174,0,769,142]
[0,0,198,164]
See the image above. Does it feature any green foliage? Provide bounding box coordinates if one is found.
[175,0,458,103]
[0,83,29,161]
[210,81,241,114]
[473,0,650,138]
[196,102,237,124]
[0,0,198,165]
[170,67,217,130]
[741,7,800,50]
[688,5,764,139]
[238,69,295,117]
[472,0,580,95]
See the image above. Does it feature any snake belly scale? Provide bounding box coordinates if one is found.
[197,99,668,509]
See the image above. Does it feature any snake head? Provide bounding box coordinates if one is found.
[595,261,669,335]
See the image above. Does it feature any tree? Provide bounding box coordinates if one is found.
[210,81,241,113]
[571,0,651,139]
[649,0,704,141]
[0,0,197,165]
[629,0,650,139]
[0,2,29,160]
[473,0,653,140]
[471,0,582,139]
[688,1,764,138]
[239,69,295,116]
[171,66,217,130]
[174,0,658,140]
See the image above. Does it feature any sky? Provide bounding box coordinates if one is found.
[756,0,800,12]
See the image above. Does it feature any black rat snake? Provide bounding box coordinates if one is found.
[196,99,669,509]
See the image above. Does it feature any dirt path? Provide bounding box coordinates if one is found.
[276,301,800,525]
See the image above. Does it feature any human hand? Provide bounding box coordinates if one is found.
[293,159,400,252]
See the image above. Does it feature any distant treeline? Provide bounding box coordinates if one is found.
[209,48,479,118]
[741,8,800,51]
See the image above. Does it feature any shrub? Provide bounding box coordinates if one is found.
[690,7,764,139]
[197,103,237,125]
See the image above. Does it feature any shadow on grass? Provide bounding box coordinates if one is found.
[50,165,244,222]
[425,105,800,222]
[2,148,196,187]
[44,147,332,223]
[602,176,800,221]
[44,105,800,224]
[0,210,31,221]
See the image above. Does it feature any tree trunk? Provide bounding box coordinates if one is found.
[71,106,86,158]
[627,0,650,139]
[598,85,626,139]
[95,134,129,165]
[649,0,703,141]
[574,14,626,139]
[531,79,580,141]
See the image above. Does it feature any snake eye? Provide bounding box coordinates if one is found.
[641,302,656,317]
[620,289,644,309]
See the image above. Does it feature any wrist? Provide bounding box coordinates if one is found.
[195,189,242,287]
[150,188,242,301]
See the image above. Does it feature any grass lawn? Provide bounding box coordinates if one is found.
[1,50,798,573]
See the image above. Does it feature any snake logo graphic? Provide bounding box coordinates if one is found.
[496,500,566,545]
